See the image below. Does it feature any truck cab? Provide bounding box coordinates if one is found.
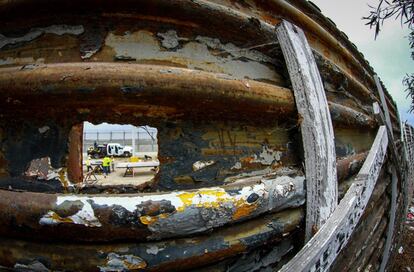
[87,143,133,158]
[107,143,133,157]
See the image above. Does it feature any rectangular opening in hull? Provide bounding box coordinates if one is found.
[82,122,159,189]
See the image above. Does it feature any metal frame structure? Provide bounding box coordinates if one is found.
[0,0,408,271]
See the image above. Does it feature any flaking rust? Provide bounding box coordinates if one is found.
[0,0,403,270]
[32,174,304,241]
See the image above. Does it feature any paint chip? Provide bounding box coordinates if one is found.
[38,126,50,134]
[99,253,147,271]
[192,160,216,171]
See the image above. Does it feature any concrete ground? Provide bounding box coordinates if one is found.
[83,152,158,187]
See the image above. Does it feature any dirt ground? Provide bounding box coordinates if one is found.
[391,203,414,271]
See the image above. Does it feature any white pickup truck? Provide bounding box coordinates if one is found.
[87,143,133,158]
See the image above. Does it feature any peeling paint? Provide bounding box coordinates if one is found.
[99,253,146,271]
[157,30,187,49]
[0,56,45,66]
[40,197,101,227]
[194,35,274,63]
[146,245,165,255]
[37,175,304,239]
[252,145,282,166]
[38,126,50,134]
[104,30,280,82]
[192,160,216,171]
[0,25,84,49]
[14,260,49,272]
[231,162,242,170]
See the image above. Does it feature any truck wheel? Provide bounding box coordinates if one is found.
[124,151,131,157]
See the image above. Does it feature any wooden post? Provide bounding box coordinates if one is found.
[373,98,400,271]
[280,126,388,272]
[379,166,397,272]
[276,20,337,241]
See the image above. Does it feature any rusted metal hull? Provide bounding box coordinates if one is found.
[0,0,406,271]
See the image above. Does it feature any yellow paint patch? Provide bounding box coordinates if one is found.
[177,189,231,211]
[177,192,196,211]
[139,213,172,225]
[58,168,68,190]
[139,215,158,225]
[50,211,74,224]
[232,202,258,220]
[125,259,147,270]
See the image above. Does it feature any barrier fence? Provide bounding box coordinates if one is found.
[83,130,158,154]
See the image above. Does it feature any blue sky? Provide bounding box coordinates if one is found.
[312,0,413,125]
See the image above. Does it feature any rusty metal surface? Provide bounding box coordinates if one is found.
[0,151,367,243]
[0,63,293,120]
[0,0,401,270]
[67,123,83,184]
[0,63,375,129]
[0,208,303,271]
[0,0,398,115]
[0,172,305,242]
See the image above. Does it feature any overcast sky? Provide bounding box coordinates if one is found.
[312,0,413,125]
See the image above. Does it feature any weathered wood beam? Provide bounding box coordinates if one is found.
[279,126,388,272]
[374,75,394,140]
[373,102,401,180]
[379,166,397,271]
[331,194,388,271]
[375,75,398,131]
[373,100,401,271]
[276,20,337,241]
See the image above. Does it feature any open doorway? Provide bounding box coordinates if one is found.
[81,122,158,189]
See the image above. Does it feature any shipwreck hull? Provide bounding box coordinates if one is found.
[0,0,412,271]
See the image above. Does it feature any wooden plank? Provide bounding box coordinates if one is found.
[116,161,160,168]
[379,167,397,272]
[276,20,337,241]
[279,126,388,272]
[374,75,394,140]
[372,102,401,180]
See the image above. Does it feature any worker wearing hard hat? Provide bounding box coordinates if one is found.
[102,156,111,178]
[86,156,93,172]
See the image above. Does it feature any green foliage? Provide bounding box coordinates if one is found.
[364,0,413,38]
[404,73,414,112]
[407,31,414,112]
[364,1,414,112]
